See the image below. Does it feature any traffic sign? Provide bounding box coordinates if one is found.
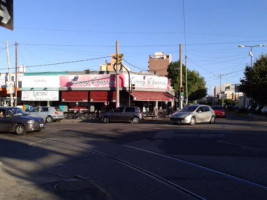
[0,0,13,30]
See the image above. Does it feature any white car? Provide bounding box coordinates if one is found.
[170,104,215,125]
[26,106,65,122]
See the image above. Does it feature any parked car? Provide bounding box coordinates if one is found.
[0,107,46,135]
[26,106,65,122]
[211,106,226,118]
[170,104,215,125]
[99,106,143,124]
[254,105,262,113]
[261,105,267,114]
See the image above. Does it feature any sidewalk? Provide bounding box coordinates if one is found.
[248,113,267,121]
[228,111,267,121]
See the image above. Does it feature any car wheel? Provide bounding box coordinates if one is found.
[15,124,26,135]
[46,116,53,123]
[132,117,140,124]
[190,117,196,125]
[103,117,110,123]
[210,116,215,124]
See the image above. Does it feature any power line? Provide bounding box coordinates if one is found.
[14,40,267,49]
[186,40,267,46]
[187,58,217,76]
[14,26,267,38]
[20,43,115,48]
[122,58,148,72]
[0,56,111,71]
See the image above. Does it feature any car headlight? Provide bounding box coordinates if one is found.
[28,120,35,124]
[184,115,192,120]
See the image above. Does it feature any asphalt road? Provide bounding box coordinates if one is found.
[0,115,266,200]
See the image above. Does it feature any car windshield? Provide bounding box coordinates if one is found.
[25,107,37,112]
[181,106,198,112]
[10,108,28,116]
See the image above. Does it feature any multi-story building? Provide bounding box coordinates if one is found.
[214,83,243,101]
[148,52,172,76]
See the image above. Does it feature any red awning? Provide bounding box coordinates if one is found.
[130,91,174,102]
[61,91,88,102]
[90,91,116,103]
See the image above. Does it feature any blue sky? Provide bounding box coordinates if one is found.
[1,0,267,95]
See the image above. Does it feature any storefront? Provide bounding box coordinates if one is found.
[18,71,175,114]
[20,75,60,109]
[60,73,123,112]
[125,73,175,114]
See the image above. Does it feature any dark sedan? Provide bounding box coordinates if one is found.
[0,107,46,135]
[99,106,143,124]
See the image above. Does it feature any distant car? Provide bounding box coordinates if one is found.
[26,106,65,122]
[170,104,215,125]
[211,106,226,118]
[99,106,143,124]
[0,107,45,135]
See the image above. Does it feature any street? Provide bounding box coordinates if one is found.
[0,114,267,200]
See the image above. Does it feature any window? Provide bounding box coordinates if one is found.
[0,109,4,118]
[203,106,210,112]
[41,107,48,112]
[114,107,124,113]
[125,107,135,112]
[197,107,204,112]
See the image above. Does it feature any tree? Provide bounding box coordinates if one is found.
[167,61,207,102]
[239,55,267,104]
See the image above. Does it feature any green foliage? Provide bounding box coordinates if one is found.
[167,61,207,101]
[224,99,236,106]
[167,62,180,91]
[239,55,267,104]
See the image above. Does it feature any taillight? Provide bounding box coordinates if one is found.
[55,112,58,115]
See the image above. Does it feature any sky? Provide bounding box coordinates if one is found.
[1,0,267,95]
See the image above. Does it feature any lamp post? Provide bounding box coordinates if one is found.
[238,44,265,69]
[238,44,265,101]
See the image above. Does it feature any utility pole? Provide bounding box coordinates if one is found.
[179,44,183,109]
[217,74,226,106]
[15,42,18,106]
[6,41,13,107]
[185,55,188,105]
[115,41,120,108]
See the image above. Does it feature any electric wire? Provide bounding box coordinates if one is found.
[122,58,148,72]
[14,26,267,39]
[13,40,267,48]
[0,56,111,71]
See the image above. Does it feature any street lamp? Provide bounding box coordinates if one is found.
[238,44,265,103]
[238,44,265,68]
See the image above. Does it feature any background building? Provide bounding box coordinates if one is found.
[214,83,243,101]
[148,52,172,76]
